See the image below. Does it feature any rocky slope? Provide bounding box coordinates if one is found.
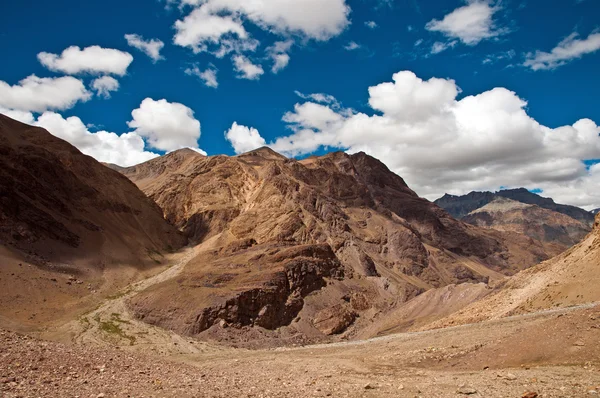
[117,147,558,345]
[435,188,595,226]
[0,114,185,329]
[426,213,600,329]
[462,197,590,248]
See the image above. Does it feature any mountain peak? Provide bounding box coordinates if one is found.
[237,146,288,161]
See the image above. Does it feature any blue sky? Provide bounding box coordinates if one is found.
[1,0,600,208]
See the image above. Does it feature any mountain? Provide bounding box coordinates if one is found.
[435,188,595,226]
[0,114,185,328]
[427,213,600,329]
[117,147,558,346]
[462,197,590,248]
[591,208,600,215]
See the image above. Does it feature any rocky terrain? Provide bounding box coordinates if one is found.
[435,188,595,226]
[113,147,559,346]
[426,213,600,330]
[2,302,600,398]
[0,114,185,330]
[462,197,590,249]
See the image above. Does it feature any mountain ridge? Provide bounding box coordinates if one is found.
[435,188,594,226]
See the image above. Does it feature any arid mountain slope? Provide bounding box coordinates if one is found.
[118,147,557,345]
[0,114,185,328]
[435,188,595,226]
[462,197,590,248]
[427,213,600,329]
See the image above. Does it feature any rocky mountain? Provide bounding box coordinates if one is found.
[435,188,595,226]
[591,208,600,215]
[0,114,185,328]
[117,147,558,345]
[462,197,590,248]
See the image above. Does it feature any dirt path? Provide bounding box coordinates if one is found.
[52,244,225,357]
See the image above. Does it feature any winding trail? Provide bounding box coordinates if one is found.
[57,245,224,356]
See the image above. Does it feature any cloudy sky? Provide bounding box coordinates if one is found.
[1,0,600,209]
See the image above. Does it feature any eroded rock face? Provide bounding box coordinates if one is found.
[121,147,560,342]
[313,304,357,335]
[130,244,343,333]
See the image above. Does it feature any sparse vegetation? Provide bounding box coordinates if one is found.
[95,313,136,345]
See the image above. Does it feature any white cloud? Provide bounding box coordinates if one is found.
[425,1,506,45]
[34,112,159,167]
[344,41,361,51]
[173,4,254,55]
[0,106,36,125]
[524,31,600,70]
[91,76,120,99]
[430,40,458,54]
[38,46,133,76]
[1,99,207,167]
[225,122,266,154]
[294,91,342,109]
[128,98,201,152]
[173,0,350,60]
[185,64,219,88]
[232,55,264,80]
[125,34,165,62]
[482,49,515,65]
[365,21,378,29]
[179,0,350,40]
[267,40,294,73]
[265,70,600,209]
[0,75,91,113]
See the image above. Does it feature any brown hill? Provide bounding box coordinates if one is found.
[0,114,185,329]
[462,197,590,249]
[117,147,558,346]
[426,213,600,329]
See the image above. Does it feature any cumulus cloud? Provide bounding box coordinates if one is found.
[173,4,253,55]
[524,31,600,70]
[0,106,36,125]
[35,112,159,166]
[91,76,119,98]
[0,108,159,166]
[125,34,165,62]
[425,1,506,45]
[1,98,207,167]
[128,98,201,152]
[365,21,378,29]
[175,0,350,42]
[267,40,293,73]
[0,75,91,113]
[225,122,266,154]
[38,46,133,76]
[185,64,219,88]
[232,55,264,80]
[264,70,600,209]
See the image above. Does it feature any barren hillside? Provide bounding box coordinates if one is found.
[425,213,600,329]
[0,114,185,329]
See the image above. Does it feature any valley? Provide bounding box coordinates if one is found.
[1,114,599,397]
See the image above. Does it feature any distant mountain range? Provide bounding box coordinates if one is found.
[434,189,594,250]
[435,188,595,226]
